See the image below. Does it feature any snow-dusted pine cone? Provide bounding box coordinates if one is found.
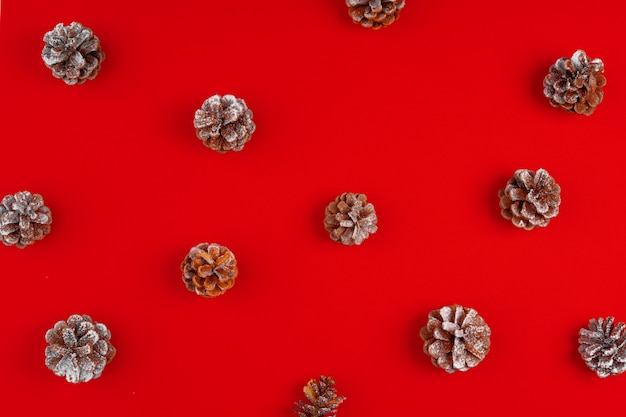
[0,191,52,248]
[543,50,605,116]
[578,317,626,378]
[346,0,405,30]
[498,168,561,230]
[194,94,256,153]
[45,314,116,383]
[293,375,345,417]
[324,192,378,245]
[42,22,105,85]
[420,305,491,373]
[181,242,238,298]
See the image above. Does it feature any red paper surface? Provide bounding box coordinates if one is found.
[1,1,625,415]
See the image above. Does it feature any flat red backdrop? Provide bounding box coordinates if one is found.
[1,1,625,415]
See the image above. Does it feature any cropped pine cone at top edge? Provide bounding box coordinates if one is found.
[498,168,561,231]
[45,314,116,383]
[293,375,345,417]
[420,305,491,373]
[346,0,405,30]
[543,49,605,116]
[324,192,378,245]
[0,191,52,248]
[579,317,626,378]
[181,242,238,298]
[42,22,105,85]
[194,94,256,153]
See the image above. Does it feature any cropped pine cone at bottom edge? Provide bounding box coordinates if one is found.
[41,22,105,85]
[498,168,561,230]
[194,94,256,153]
[181,242,238,298]
[324,192,378,245]
[579,317,626,378]
[293,375,345,417]
[45,314,116,383]
[420,305,491,373]
[543,49,605,116]
[0,191,52,248]
[346,0,405,30]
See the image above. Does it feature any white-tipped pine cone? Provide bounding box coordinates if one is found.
[45,314,116,383]
[543,50,605,116]
[42,22,105,85]
[420,305,491,373]
[346,0,405,30]
[181,243,238,298]
[0,191,52,248]
[498,168,561,230]
[579,317,626,378]
[194,94,256,153]
[324,192,378,245]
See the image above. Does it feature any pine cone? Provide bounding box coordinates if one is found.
[324,192,378,245]
[498,168,561,230]
[194,94,256,153]
[42,22,105,85]
[578,317,626,378]
[293,375,345,417]
[0,191,52,248]
[346,0,405,30]
[181,242,238,298]
[543,50,605,116]
[419,305,491,373]
[45,314,116,383]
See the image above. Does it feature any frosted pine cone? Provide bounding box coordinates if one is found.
[0,191,52,248]
[194,94,256,153]
[293,375,345,417]
[181,243,238,298]
[45,314,116,383]
[578,317,626,378]
[346,0,405,30]
[498,168,561,230]
[420,305,491,373]
[543,50,605,116]
[324,192,378,245]
[42,22,104,85]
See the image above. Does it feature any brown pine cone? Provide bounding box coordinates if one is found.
[324,192,378,245]
[293,375,345,417]
[0,191,52,248]
[194,94,256,153]
[498,168,561,230]
[543,50,605,116]
[346,0,405,30]
[181,242,238,298]
[420,305,491,373]
[45,314,116,383]
[42,22,105,85]
[578,317,626,378]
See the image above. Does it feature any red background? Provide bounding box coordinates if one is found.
[1,1,625,415]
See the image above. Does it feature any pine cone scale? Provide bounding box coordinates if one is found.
[182,243,238,297]
[42,22,104,85]
[420,305,491,373]
[194,94,255,152]
[346,0,404,29]
[579,317,626,377]
[499,169,560,230]
[294,376,345,417]
[45,314,115,383]
[544,50,605,115]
